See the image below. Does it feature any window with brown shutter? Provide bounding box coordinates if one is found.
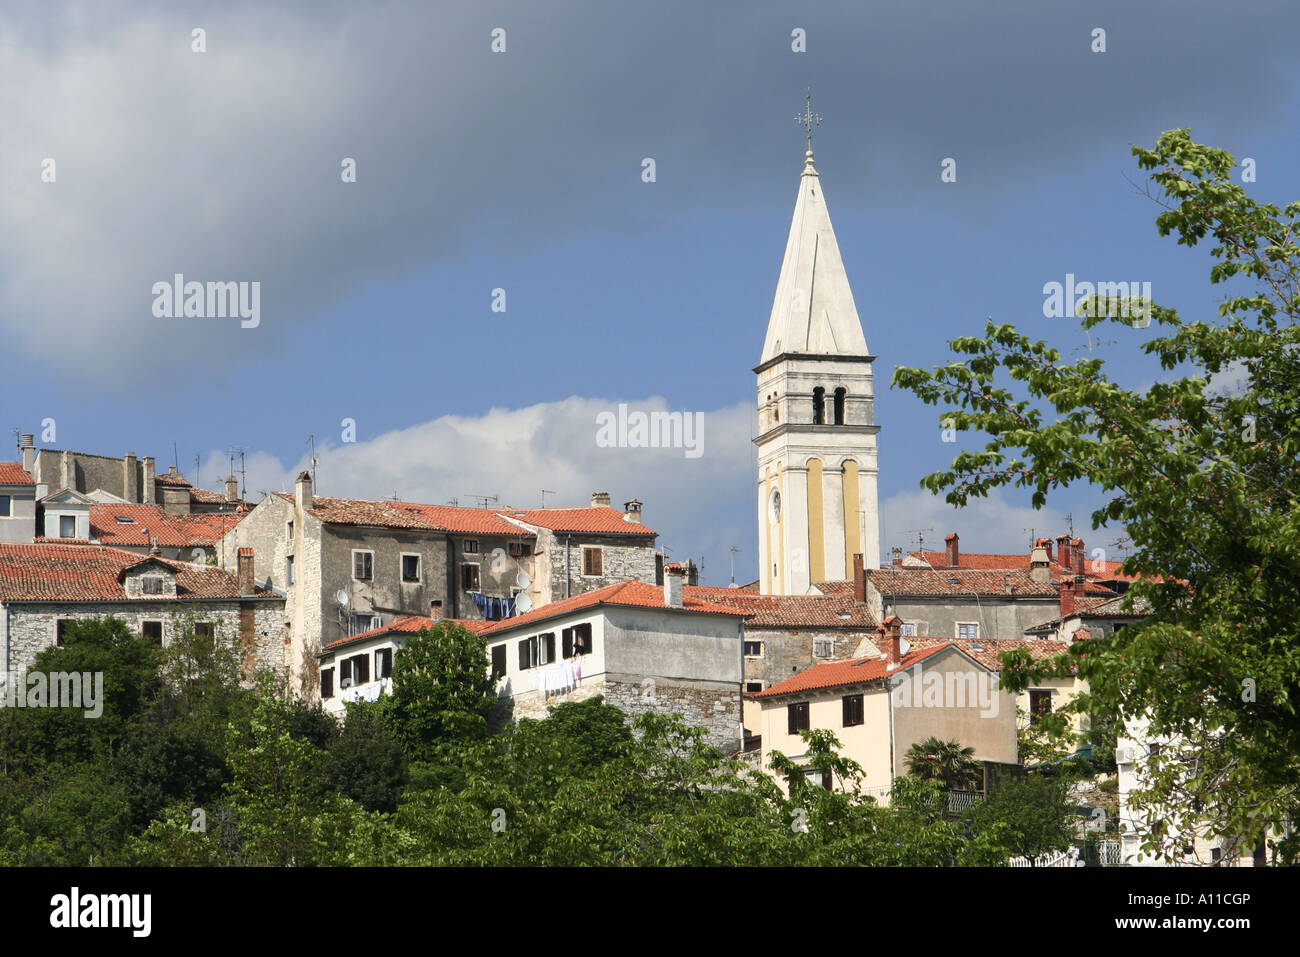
[461,563,480,591]
[321,668,334,699]
[842,694,864,727]
[538,632,555,665]
[1029,689,1052,725]
[375,648,393,679]
[491,644,507,680]
[582,547,603,577]
[518,638,534,670]
[788,701,810,735]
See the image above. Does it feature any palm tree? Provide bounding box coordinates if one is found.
[905,737,984,791]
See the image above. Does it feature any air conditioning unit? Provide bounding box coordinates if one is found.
[1114,747,1133,764]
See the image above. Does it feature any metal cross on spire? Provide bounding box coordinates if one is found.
[795,90,822,151]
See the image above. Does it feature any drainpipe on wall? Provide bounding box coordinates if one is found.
[446,536,458,619]
[565,534,572,599]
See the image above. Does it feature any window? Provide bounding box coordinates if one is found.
[833,387,846,425]
[340,654,370,689]
[562,622,592,658]
[745,682,763,694]
[812,386,825,425]
[56,619,72,646]
[59,515,76,538]
[194,622,214,638]
[463,540,480,554]
[813,638,833,658]
[1029,689,1053,725]
[842,694,864,727]
[1148,742,1163,759]
[518,634,555,670]
[375,648,393,679]
[0,494,10,517]
[286,520,293,541]
[461,563,480,591]
[490,644,507,680]
[401,554,421,583]
[142,577,164,595]
[348,613,381,636]
[582,547,603,577]
[804,768,833,791]
[956,622,979,640]
[538,633,556,666]
[508,541,532,557]
[142,621,163,643]
[787,701,810,735]
[353,551,374,580]
[114,515,135,524]
[900,622,917,637]
[286,554,295,586]
[320,668,334,699]
[518,638,535,671]
[743,640,763,658]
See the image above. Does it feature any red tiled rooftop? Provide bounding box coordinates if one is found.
[0,542,271,602]
[478,580,746,637]
[907,549,1142,583]
[89,505,234,547]
[751,643,955,699]
[500,507,657,537]
[684,586,878,629]
[0,463,34,486]
[400,503,531,536]
[322,615,494,652]
[864,568,1113,599]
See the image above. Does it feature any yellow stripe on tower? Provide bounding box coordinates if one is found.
[843,459,860,578]
[807,458,825,584]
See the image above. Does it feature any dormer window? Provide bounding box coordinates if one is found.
[142,577,164,595]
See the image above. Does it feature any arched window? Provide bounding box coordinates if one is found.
[834,387,846,425]
[812,387,825,425]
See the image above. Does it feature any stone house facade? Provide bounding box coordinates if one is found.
[0,462,38,544]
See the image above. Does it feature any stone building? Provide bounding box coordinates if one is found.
[755,145,881,595]
[0,542,285,678]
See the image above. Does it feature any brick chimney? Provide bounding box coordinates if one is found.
[1035,537,1054,564]
[142,457,156,503]
[295,471,313,513]
[623,498,642,524]
[20,434,34,473]
[591,491,611,508]
[430,599,443,622]
[664,562,683,607]
[123,452,138,502]
[1029,544,1051,582]
[852,552,866,603]
[1072,538,1085,577]
[944,532,959,567]
[1059,578,1076,618]
[880,615,903,666]
[225,474,239,502]
[1056,534,1071,572]
[237,547,255,595]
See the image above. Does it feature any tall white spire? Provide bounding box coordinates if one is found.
[759,149,870,365]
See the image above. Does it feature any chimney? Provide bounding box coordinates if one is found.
[123,452,138,502]
[880,615,903,666]
[60,450,72,491]
[143,457,156,503]
[682,558,699,586]
[944,532,959,567]
[1072,538,1085,577]
[225,474,239,503]
[1059,578,1076,619]
[623,498,642,524]
[1029,545,1051,582]
[20,434,34,473]
[150,538,161,556]
[295,471,313,513]
[430,599,443,622]
[1035,537,1053,564]
[591,491,611,508]
[664,562,684,608]
[1056,534,1071,572]
[237,547,255,595]
[853,552,866,603]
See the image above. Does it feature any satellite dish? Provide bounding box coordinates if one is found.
[336,589,349,606]
[515,571,531,589]
[514,593,533,614]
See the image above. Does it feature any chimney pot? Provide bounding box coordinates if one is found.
[591,491,611,508]
[20,434,34,473]
[944,532,959,567]
[1059,578,1077,619]
[623,498,642,524]
[1072,538,1085,576]
[852,553,866,603]
[225,474,239,503]
[664,562,684,607]
[430,600,443,622]
[237,547,255,595]
[295,471,314,513]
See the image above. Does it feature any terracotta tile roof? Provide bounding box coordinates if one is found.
[883,636,1073,672]
[321,615,494,653]
[0,463,34,486]
[751,643,956,699]
[273,493,444,530]
[908,549,1142,583]
[189,487,244,506]
[499,507,657,537]
[864,568,1112,599]
[478,580,747,637]
[154,472,192,488]
[1024,594,1152,633]
[88,505,233,547]
[399,503,531,536]
[683,586,878,629]
[0,542,272,602]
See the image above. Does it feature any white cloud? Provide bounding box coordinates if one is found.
[880,487,1068,560]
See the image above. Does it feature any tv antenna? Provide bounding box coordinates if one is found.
[225,447,248,500]
[904,527,935,554]
[465,494,499,508]
[1024,527,1037,547]
[540,489,556,508]
[446,497,459,506]
[306,434,319,489]
[729,545,740,586]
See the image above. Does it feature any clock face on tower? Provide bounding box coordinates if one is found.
[769,489,782,524]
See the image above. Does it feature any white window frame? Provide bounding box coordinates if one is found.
[900,622,916,637]
[58,515,77,538]
[813,638,833,658]
[463,539,480,554]
[352,549,374,581]
[956,621,979,640]
[400,552,422,584]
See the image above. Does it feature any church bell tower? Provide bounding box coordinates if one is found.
[756,98,880,595]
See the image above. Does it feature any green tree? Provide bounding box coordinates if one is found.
[892,128,1300,859]
[390,622,498,757]
[327,698,408,813]
[970,773,1078,866]
[904,737,984,790]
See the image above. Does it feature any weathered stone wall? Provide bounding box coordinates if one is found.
[743,626,867,690]
[535,528,658,603]
[1,600,286,680]
[447,533,537,621]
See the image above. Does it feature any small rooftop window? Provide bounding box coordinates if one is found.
[115,516,135,524]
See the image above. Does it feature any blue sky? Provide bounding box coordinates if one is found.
[2,1,1298,583]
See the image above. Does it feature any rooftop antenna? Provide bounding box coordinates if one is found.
[540,489,556,508]
[11,429,20,458]
[172,440,179,472]
[225,447,248,500]
[1065,513,1075,538]
[306,434,319,489]
[729,545,740,586]
[904,527,934,555]
[1024,527,1037,548]
[465,494,499,508]
[194,454,201,490]
[447,497,459,506]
